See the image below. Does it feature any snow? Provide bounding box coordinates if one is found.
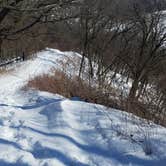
[0,48,166,166]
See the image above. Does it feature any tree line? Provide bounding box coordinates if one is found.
[0,0,166,125]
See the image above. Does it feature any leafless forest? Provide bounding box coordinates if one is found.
[0,0,166,125]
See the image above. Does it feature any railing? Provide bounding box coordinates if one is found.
[0,56,23,68]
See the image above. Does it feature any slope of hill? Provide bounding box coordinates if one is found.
[0,48,165,166]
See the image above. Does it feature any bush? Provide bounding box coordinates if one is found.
[142,136,153,155]
[25,70,116,106]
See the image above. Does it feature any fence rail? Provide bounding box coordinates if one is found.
[0,56,23,68]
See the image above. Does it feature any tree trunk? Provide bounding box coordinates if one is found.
[0,39,2,60]
[78,53,85,78]
[129,78,139,100]
[127,78,139,113]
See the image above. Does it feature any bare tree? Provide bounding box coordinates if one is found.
[0,0,76,61]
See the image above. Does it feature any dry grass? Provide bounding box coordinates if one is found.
[24,70,118,107]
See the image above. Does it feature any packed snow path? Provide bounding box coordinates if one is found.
[0,48,166,166]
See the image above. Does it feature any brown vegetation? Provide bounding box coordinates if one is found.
[25,70,119,108]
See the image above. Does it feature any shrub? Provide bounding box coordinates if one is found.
[25,70,116,106]
[142,136,153,155]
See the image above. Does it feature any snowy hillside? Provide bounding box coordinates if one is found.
[0,48,166,166]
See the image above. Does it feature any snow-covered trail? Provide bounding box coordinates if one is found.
[0,49,112,165]
[0,49,68,104]
[0,48,166,166]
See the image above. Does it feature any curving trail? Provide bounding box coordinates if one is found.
[0,48,165,166]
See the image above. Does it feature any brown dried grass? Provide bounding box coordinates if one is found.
[25,70,118,107]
